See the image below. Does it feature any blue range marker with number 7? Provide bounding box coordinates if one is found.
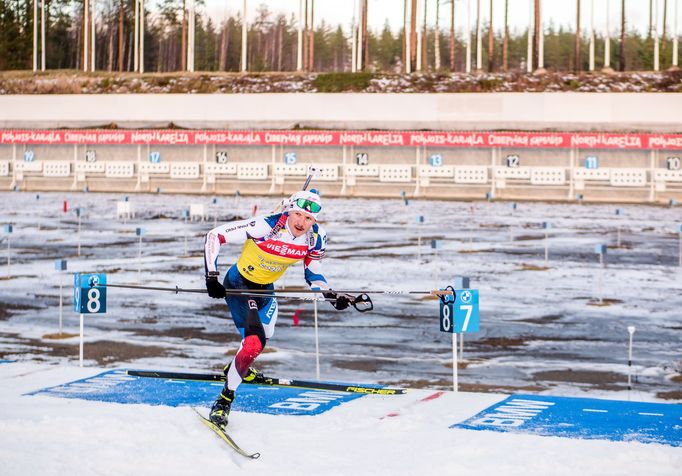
[440,289,480,333]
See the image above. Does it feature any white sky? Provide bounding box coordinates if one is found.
[201,0,680,36]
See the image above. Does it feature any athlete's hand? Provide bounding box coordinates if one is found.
[205,272,226,299]
[323,291,351,311]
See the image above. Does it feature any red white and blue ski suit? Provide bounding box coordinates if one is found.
[204,212,329,390]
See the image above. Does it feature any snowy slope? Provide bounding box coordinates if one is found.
[1,362,680,476]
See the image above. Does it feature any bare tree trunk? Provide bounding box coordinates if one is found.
[575,0,581,71]
[534,0,541,69]
[435,0,441,69]
[403,0,408,70]
[648,0,653,38]
[118,0,124,71]
[620,0,626,71]
[127,30,133,71]
[476,0,481,70]
[157,34,163,71]
[411,0,417,70]
[267,26,273,71]
[277,21,283,71]
[74,20,81,69]
[219,21,228,70]
[108,17,114,71]
[310,0,315,71]
[503,0,508,71]
[422,0,428,70]
[303,0,308,70]
[181,0,187,71]
[662,0,668,48]
[167,36,172,71]
[450,0,455,70]
[81,4,85,70]
[363,0,369,69]
[487,0,493,71]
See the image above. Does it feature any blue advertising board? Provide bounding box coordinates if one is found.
[452,393,681,447]
[26,370,363,416]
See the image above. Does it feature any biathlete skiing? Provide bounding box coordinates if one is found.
[203,188,353,429]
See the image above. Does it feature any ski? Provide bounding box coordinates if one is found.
[127,369,407,395]
[192,407,260,459]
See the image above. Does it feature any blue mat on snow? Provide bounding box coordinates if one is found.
[26,369,363,416]
[452,393,681,447]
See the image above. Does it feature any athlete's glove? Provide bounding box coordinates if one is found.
[205,272,226,299]
[323,291,351,311]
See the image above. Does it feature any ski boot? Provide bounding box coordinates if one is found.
[242,366,264,384]
[223,363,264,384]
[209,389,234,429]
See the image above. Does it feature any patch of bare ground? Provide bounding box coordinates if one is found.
[460,382,546,393]
[332,359,385,373]
[586,298,623,307]
[42,332,80,339]
[0,333,179,365]
[469,335,601,353]
[128,326,239,344]
[0,302,44,320]
[440,359,480,370]
[396,378,546,393]
[519,264,550,271]
[532,369,625,390]
[656,390,682,400]
[608,243,634,250]
[166,264,201,273]
[517,314,563,324]
[512,235,541,241]
[0,275,36,281]
[472,337,527,349]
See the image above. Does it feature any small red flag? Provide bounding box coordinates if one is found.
[292,309,301,326]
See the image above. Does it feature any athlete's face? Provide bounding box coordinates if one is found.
[287,211,316,237]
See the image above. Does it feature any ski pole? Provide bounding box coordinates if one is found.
[102,283,375,312]
[302,165,318,191]
[103,282,452,298]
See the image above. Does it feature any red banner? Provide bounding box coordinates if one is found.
[1,129,681,150]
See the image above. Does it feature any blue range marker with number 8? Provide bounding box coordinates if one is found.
[73,273,107,314]
[440,289,479,333]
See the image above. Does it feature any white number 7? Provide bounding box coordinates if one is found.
[460,305,473,332]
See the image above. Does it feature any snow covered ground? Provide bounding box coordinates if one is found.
[1,191,681,474]
[1,362,680,476]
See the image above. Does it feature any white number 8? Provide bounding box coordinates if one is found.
[442,304,451,332]
[87,288,101,313]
